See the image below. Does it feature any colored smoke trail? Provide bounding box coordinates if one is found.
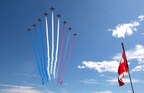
[58,29,70,82]
[66,36,76,71]
[33,26,46,83]
[50,11,55,75]
[45,16,51,80]
[53,17,60,79]
[56,24,66,78]
[62,29,70,69]
[28,31,44,84]
[59,35,76,84]
[39,20,48,81]
[28,6,76,83]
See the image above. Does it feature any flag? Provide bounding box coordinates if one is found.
[118,51,128,86]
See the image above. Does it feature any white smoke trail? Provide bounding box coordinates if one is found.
[45,16,51,80]
[53,17,60,79]
[51,11,54,75]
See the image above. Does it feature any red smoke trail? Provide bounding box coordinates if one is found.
[59,35,76,85]
[56,24,66,79]
[58,30,70,84]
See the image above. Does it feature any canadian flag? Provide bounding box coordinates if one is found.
[118,52,128,86]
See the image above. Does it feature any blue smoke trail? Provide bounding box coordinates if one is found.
[33,26,46,84]
[39,21,48,81]
[28,31,44,84]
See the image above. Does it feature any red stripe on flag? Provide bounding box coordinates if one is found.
[118,52,128,86]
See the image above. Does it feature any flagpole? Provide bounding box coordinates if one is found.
[121,42,135,93]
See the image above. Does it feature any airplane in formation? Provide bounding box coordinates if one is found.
[44,12,48,16]
[50,6,55,11]
[57,14,61,18]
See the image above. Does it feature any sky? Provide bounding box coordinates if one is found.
[0,0,144,93]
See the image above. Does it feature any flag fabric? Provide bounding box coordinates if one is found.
[118,51,128,86]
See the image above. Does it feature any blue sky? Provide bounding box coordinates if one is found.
[0,0,144,93]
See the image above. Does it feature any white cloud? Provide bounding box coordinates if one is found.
[78,65,85,69]
[99,74,113,79]
[107,78,140,84]
[0,84,32,89]
[78,61,119,73]
[0,84,54,93]
[132,64,144,72]
[79,79,113,86]
[113,44,144,72]
[14,73,37,77]
[92,90,113,93]
[60,89,69,93]
[43,89,55,93]
[128,90,132,93]
[110,15,144,38]
[80,78,141,86]
[79,44,144,73]
[0,86,40,93]
[79,79,98,84]
[110,21,140,38]
[138,15,144,21]
[113,44,144,62]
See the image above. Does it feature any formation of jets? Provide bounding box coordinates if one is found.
[27,6,77,38]
[27,6,77,85]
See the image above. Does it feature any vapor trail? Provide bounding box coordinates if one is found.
[59,35,76,84]
[50,11,55,75]
[56,24,66,78]
[66,35,76,68]
[28,30,44,84]
[62,29,70,68]
[58,29,70,82]
[39,20,48,81]
[45,16,51,80]
[53,17,60,79]
[33,26,46,84]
